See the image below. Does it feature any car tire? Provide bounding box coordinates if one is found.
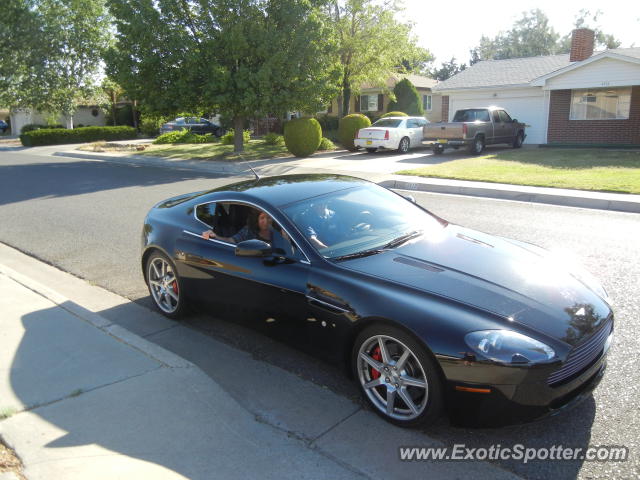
[397,137,410,154]
[468,136,484,155]
[145,250,186,319]
[513,132,524,149]
[352,324,444,428]
[432,144,445,155]
[366,148,377,153]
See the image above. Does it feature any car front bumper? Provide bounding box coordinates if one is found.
[440,337,611,427]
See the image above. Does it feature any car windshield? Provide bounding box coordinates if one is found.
[371,119,403,128]
[282,185,444,259]
[453,109,490,122]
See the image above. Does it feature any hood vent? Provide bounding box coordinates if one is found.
[393,256,444,272]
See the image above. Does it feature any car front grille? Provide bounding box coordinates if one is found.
[547,319,612,386]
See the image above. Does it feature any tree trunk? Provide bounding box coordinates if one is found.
[132,100,138,129]
[111,92,117,125]
[65,115,74,129]
[337,94,343,118]
[233,116,244,153]
[342,73,351,116]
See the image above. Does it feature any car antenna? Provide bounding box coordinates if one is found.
[248,166,260,181]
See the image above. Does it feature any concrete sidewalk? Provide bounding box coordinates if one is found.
[0,244,519,480]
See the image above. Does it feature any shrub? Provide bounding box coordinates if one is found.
[221,129,251,145]
[317,137,335,151]
[263,132,284,146]
[140,114,169,137]
[20,126,137,147]
[338,114,370,151]
[381,111,408,118]
[284,117,322,157]
[154,130,217,144]
[387,78,424,116]
[315,114,339,132]
[21,124,44,134]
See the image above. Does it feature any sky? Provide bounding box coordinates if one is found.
[401,0,639,66]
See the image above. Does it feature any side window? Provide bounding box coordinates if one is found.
[499,110,512,123]
[478,110,491,122]
[418,119,428,127]
[175,117,186,125]
[196,201,305,260]
[492,111,501,123]
[406,119,419,128]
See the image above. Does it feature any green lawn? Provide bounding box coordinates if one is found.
[397,148,640,194]
[141,140,291,161]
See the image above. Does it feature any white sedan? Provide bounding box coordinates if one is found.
[354,116,429,154]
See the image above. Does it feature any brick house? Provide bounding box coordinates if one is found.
[325,74,442,122]
[432,29,640,146]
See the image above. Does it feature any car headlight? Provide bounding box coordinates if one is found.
[464,330,556,365]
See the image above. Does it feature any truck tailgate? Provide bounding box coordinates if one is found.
[423,123,465,140]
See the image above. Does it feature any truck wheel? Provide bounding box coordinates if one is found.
[432,144,445,155]
[513,132,524,149]
[366,148,377,153]
[468,136,484,155]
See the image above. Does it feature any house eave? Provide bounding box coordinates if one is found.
[432,83,536,94]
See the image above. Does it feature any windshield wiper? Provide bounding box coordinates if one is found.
[382,230,423,249]
[333,248,384,261]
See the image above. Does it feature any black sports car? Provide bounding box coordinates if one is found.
[141,174,614,427]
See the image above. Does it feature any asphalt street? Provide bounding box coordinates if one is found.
[0,151,638,479]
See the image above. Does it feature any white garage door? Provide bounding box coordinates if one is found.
[449,94,547,144]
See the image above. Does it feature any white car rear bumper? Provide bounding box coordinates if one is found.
[354,138,398,149]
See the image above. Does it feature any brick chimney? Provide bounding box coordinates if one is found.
[570,28,595,62]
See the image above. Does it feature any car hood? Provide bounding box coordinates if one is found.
[339,225,612,346]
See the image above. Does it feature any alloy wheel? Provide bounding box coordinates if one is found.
[148,256,180,314]
[357,335,429,421]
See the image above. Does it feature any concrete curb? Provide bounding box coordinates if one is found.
[0,261,193,369]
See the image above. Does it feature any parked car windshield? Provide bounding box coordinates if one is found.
[371,119,403,128]
[283,185,444,259]
[453,109,491,122]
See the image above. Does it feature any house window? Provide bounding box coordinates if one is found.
[570,87,631,120]
[423,95,432,111]
[359,94,379,112]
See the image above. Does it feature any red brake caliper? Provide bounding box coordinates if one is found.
[172,281,179,295]
[370,346,382,379]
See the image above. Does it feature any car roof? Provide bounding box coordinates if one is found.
[165,174,373,209]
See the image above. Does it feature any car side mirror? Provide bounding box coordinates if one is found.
[512,119,518,123]
[403,195,417,204]
[235,239,272,257]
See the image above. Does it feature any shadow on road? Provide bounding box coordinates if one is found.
[0,160,221,206]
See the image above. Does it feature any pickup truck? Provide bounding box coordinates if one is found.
[423,107,526,155]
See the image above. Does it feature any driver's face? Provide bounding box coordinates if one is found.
[258,212,271,230]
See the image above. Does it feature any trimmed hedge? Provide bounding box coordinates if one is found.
[338,114,371,151]
[154,130,217,144]
[284,118,322,157]
[387,78,424,116]
[263,132,284,146]
[20,126,137,147]
[381,111,408,118]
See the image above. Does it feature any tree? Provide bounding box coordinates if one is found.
[387,78,423,115]
[470,9,560,62]
[327,0,432,117]
[0,0,111,128]
[429,57,466,81]
[557,10,622,52]
[107,0,340,152]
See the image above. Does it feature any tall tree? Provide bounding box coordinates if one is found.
[557,10,622,52]
[107,0,340,153]
[328,0,431,117]
[429,57,466,81]
[0,0,111,128]
[470,9,560,62]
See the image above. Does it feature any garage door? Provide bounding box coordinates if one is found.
[449,95,546,144]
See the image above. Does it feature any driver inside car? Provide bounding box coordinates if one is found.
[202,209,294,256]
